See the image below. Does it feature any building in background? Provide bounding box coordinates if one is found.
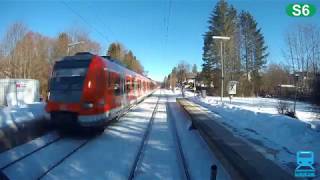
[0,79,40,106]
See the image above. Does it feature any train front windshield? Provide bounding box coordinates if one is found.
[49,60,91,103]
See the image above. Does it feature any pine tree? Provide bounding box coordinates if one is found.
[52,32,69,64]
[107,42,123,61]
[123,50,134,69]
[239,11,268,95]
[202,0,239,94]
[106,43,144,74]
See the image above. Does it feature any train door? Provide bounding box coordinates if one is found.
[141,80,144,95]
[105,70,113,112]
[137,79,141,98]
[120,73,126,108]
[133,77,138,100]
[113,72,122,110]
[125,76,132,104]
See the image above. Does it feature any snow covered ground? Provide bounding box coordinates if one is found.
[184,91,320,177]
[166,90,230,180]
[1,94,160,179]
[135,90,230,180]
[0,90,230,179]
[0,103,48,130]
[134,96,182,180]
[0,103,49,152]
[186,93,319,127]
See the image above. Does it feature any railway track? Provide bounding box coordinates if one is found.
[166,94,191,180]
[0,91,160,180]
[128,90,161,180]
[128,90,190,180]
[0,132,95,180]
[0,134,62,172]
[37,137,92,179]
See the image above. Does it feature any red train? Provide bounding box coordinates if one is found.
[45,52,157,131]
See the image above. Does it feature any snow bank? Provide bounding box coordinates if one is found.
[185,91,320,130]
[185,93,320,174]
[0,103,50,152]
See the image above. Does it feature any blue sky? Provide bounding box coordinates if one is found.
[1,0,319,81]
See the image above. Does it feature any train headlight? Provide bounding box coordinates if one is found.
[88,81,92,88]
[83,102,94,109]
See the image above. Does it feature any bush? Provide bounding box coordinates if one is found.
[277,100,296,118]
[311,75,320,105]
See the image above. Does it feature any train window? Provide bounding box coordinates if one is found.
[126,78,131,93]
[52,68,87,77]
[133,79,137,91]
[114,74,121,96]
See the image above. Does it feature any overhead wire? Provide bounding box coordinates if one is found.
[87,2,116,41]
[163,0,173,59]
[60,0,111,43]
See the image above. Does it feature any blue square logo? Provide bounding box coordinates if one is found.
[295,151,316,177]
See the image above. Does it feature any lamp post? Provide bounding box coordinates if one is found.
[67,41,85,55]
[293,73,299,115]
[212,36,230,103]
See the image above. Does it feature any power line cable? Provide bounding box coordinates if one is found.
[60,0,111,43]
[88,2,116,40]
[163,0,172,58]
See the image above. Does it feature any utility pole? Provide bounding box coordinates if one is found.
[293,73,299,115]
[212,36,230,103]
[220,40,224,103]
[67,41,85,55]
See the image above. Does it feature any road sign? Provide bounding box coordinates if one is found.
[227,81,238,95]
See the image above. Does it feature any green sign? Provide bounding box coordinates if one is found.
[287,3,316,17]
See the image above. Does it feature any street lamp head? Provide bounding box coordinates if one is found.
[212,36,230,40]
[68,41,85,47]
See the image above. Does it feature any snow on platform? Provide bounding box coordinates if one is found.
[0,103,48,128]
[184,92,320,177]
[0,103,50,152]
[166,90,230,180]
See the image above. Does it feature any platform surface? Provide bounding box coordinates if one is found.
[177,98,294,180]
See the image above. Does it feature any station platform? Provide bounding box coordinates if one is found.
[176,98,294,180]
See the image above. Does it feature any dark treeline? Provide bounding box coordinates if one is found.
[106,42,144,75]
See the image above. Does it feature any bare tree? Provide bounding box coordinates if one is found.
[261,64,290,96]
[176,61,190,85]
[284,24,320,88]
[0,22,28,78]
[66,26,100,55]
[0,22,102,98]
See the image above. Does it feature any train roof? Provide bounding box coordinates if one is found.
[66,52,155,83]
[100,55,146,79]
[63,52,93,61]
